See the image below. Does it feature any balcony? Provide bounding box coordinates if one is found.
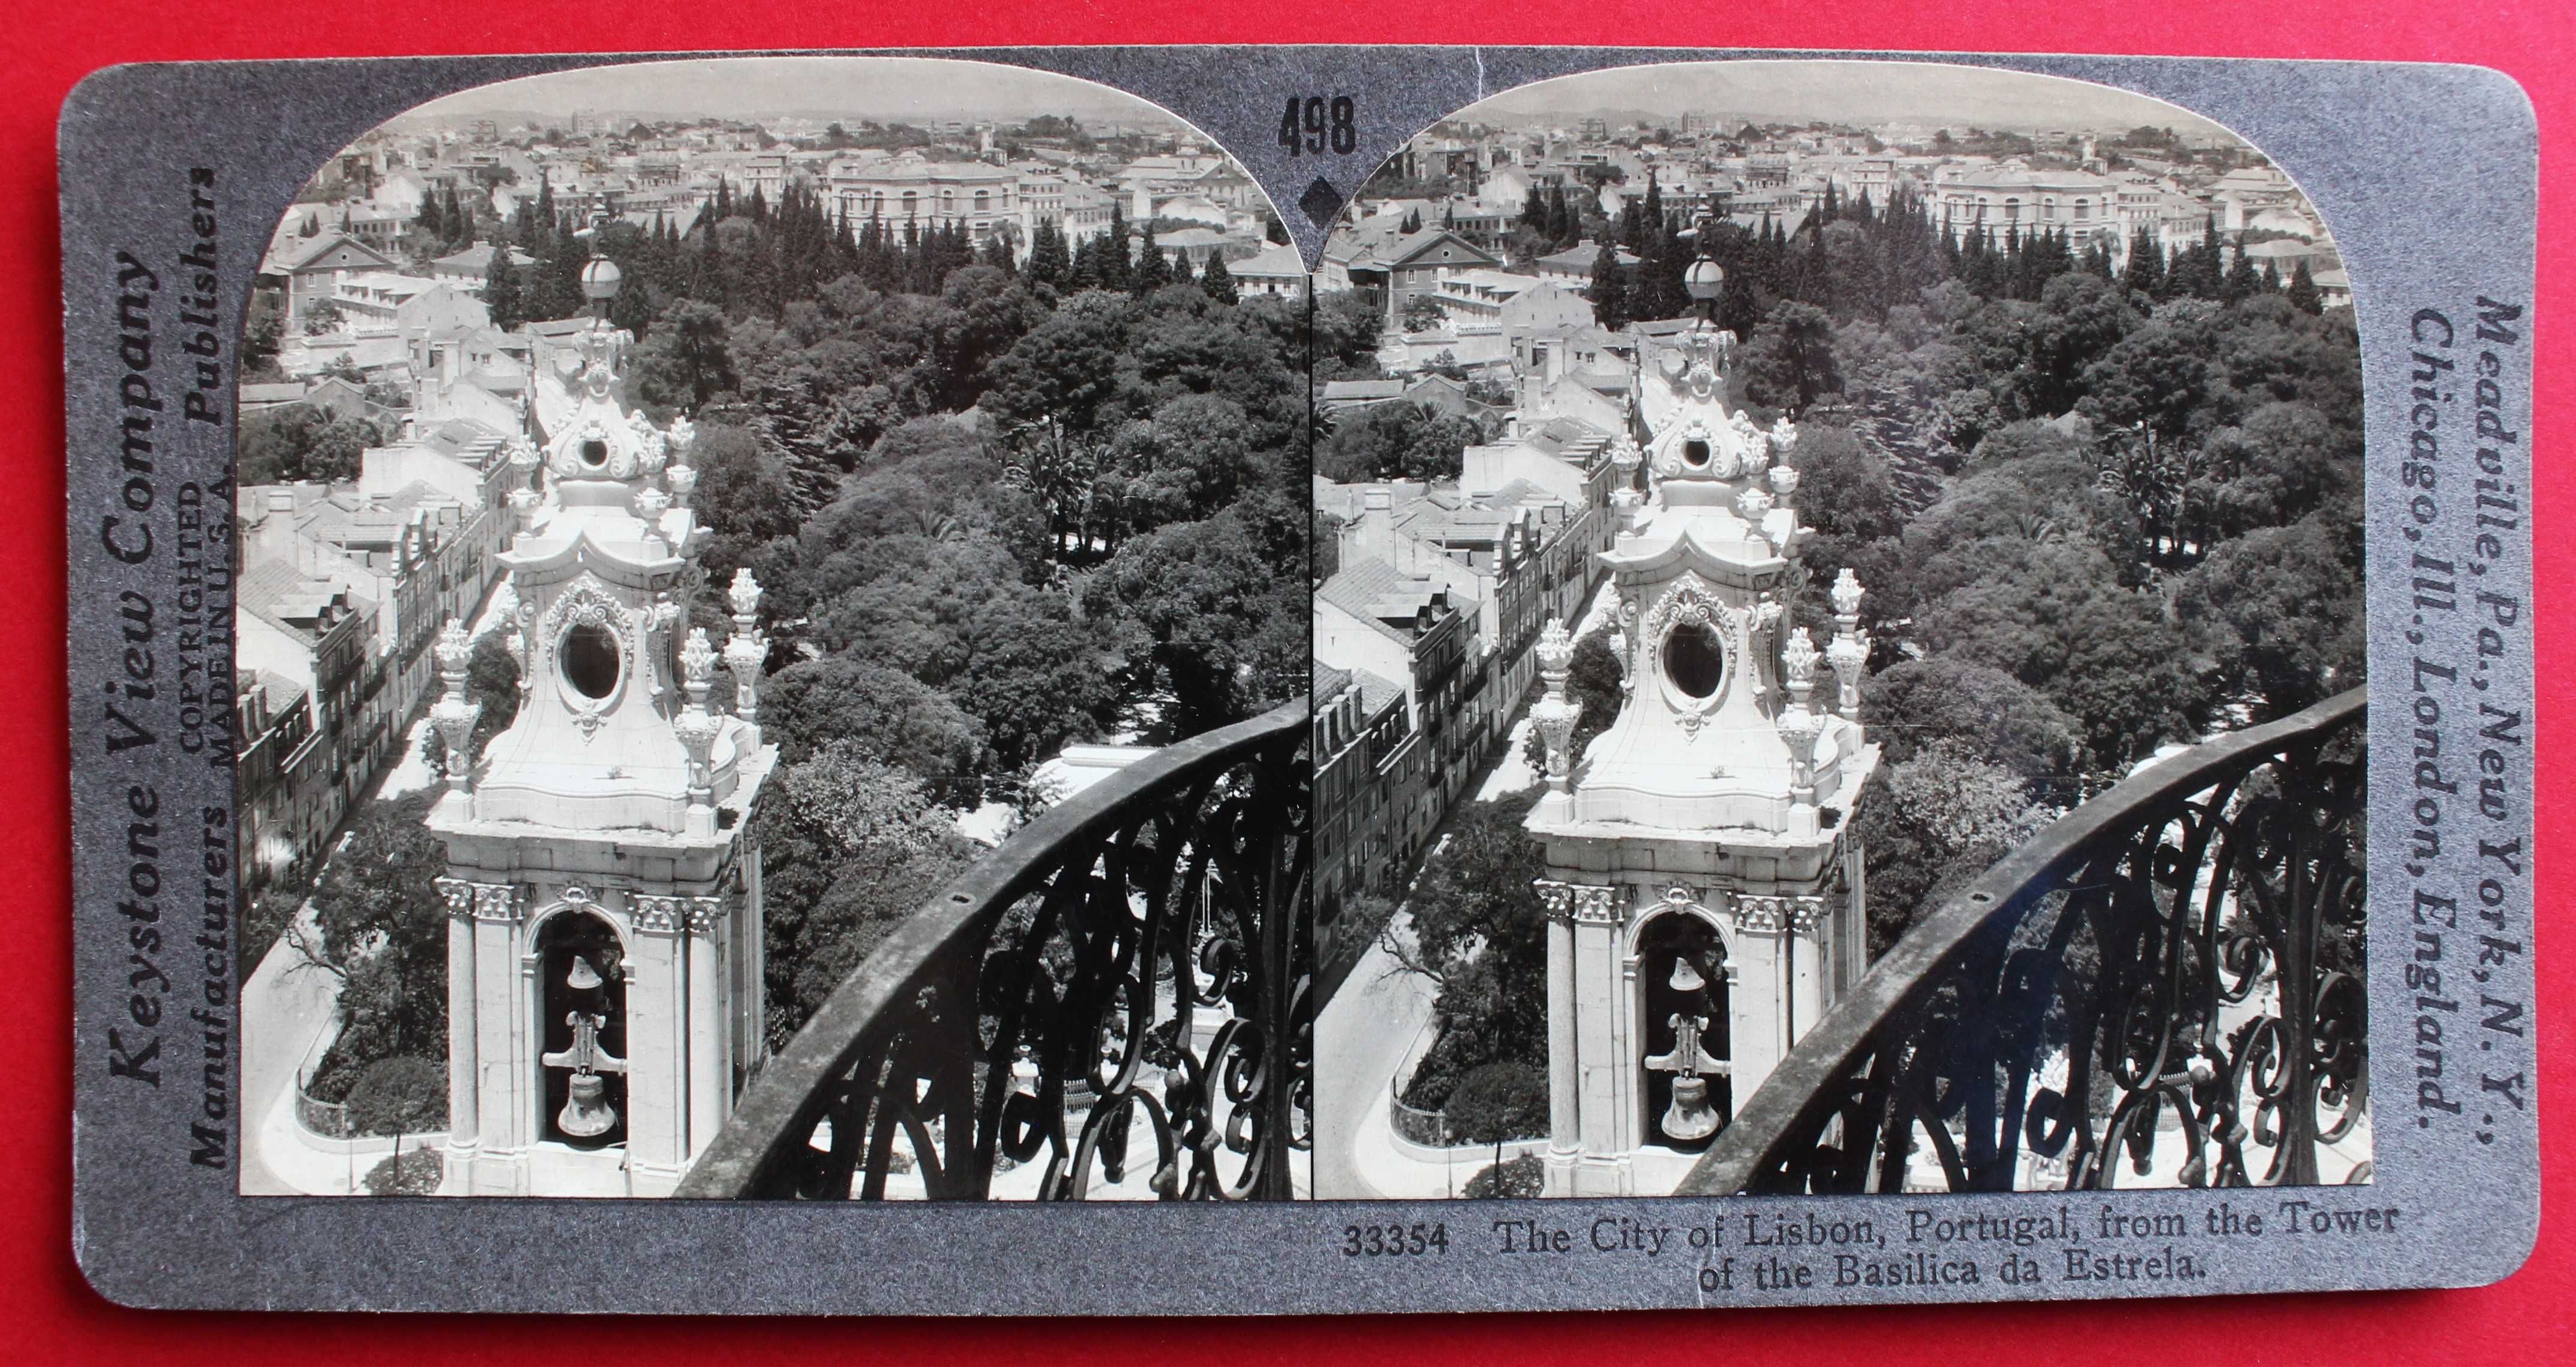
[679,697,1311,1201]
[1682,689,2367,1196]
[682,686,2364,1201]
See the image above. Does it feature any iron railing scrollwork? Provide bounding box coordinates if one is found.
[1683,688,2367,1197]
[679,698,1311,1201]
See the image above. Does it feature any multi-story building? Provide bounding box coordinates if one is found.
[236,549,382,885]
[1311,662,1429,928]
[827,151,1022,244]
[235,669,323,900]
[1314,558,1477,819]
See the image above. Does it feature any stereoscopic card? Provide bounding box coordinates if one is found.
[60,47,2537,1313]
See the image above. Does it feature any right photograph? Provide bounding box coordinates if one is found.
[1309,60,2368,1201]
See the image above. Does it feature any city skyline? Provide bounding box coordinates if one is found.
[1467,59,2246,142]
[385,56,1198,130]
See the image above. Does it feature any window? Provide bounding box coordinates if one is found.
[1663,622,1725,699]
[559,622,621,700]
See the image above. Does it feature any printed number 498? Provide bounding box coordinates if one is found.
[1280,96,1357,156]
[1342,1222,1449,1256]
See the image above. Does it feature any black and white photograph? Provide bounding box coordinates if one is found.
[1308,60,2371,1204]
[227,55,1313,1200]
[55,38,2538,1314]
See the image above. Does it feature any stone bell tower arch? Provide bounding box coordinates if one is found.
[1524,227,1876,1197]
[429,230,777,1198]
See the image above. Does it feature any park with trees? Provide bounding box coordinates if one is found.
[274,171,1322,1140]
[1383,170,2364,1143]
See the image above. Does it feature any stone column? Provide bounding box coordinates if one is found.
[1535,882,1579,1196]
[438,883,479,1175]
[435,875,481,1189]
[1787,896,1828,1041]
[686,898,726,1160]
[1727,895,1790,1104]
[625,897,688,1195]
[1568,883,1630,1196]
[470,886,525,1194]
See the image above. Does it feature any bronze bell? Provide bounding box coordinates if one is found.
[558,1070,619,1138]
[1669,958,1706,994]
[566,955,604,991]
[1663,1074,1720,1142]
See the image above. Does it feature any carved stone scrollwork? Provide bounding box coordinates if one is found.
[1642,575,1737,734]
[684,898,726,937]
[542,574,639,740]
[1787,897,1830,938]
[1733,894,1794,935]
[473,883,527,924]
[1534,879,1577,923]
[724,572,768,725]
[1570,885,1624,926]
[436,877,476,920]
[439,879,525,924]
[631,895,687,936]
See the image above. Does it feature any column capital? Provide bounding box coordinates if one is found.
[1533,878,1576,922]
[631,894,689,937]
[1733,892,1828,937]
[1570,883,1624,926]
[440,877,525,923]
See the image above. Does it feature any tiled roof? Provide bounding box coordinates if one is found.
[1317,557,1449,642]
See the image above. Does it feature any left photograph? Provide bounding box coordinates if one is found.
[231,56,1313,1200]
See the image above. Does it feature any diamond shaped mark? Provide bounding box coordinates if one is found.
[1297,177,1347,229]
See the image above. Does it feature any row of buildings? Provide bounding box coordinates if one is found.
[1309,334,1634,929]
[233,278,537,898]
[288,116,1295,313]
[1336,122,2348,330]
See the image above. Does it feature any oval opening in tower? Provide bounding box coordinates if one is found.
[560,622,621,700]
[1682,439,1711,468]
[1663,621,1725,700]
[581,438,609,467]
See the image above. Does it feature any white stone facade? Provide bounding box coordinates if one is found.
[429,264,776,1198]
[1524,314,1877,1198]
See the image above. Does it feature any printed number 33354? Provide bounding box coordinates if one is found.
[1343,1222,1448,1256]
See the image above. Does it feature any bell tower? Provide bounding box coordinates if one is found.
[1524,221,1876,1198]
[430,227,777,1197]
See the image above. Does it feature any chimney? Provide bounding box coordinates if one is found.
[259,488,308,563]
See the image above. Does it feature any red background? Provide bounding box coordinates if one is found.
[3,3,2566,1360]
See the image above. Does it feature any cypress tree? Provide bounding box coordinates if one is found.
[2121,225,2165,299]
[1199,250,1238,303]
[481,243,523,332]
[1588,242,1630,332]
[2287,259,2323,314]
[414,190,445,248]
[1102,203,1131,291]
[2193,214,2225,297]
[2222,244,2261,301]
[1134,225,1172,293]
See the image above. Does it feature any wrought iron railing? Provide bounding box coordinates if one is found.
[1682,688,2367,1196]
[679,698,1311,1201]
